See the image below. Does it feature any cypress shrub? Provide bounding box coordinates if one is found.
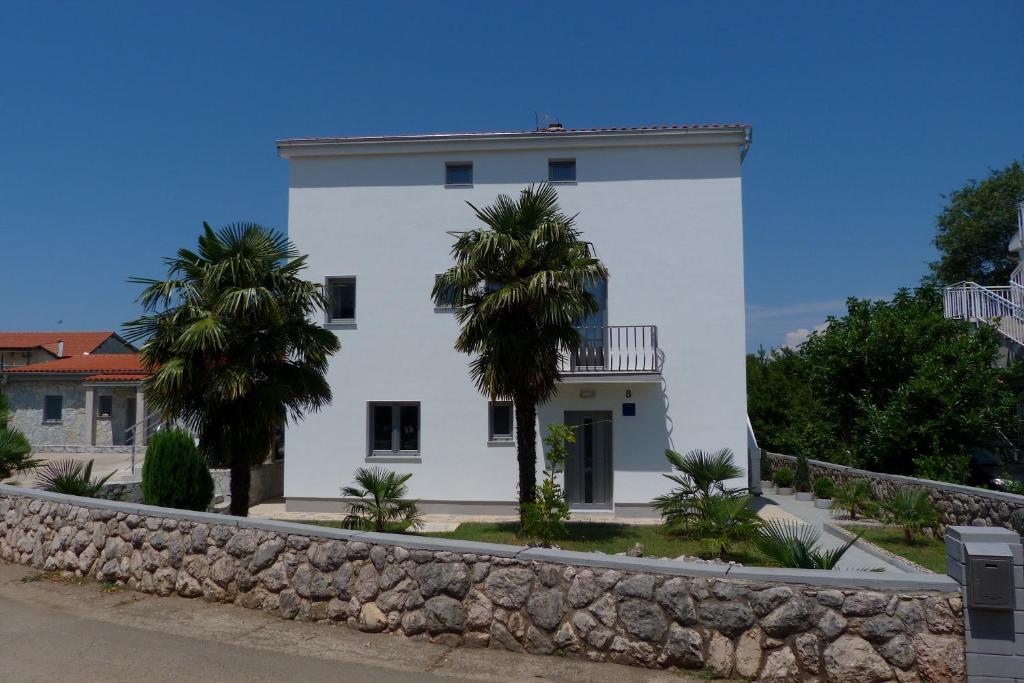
[142,428,214,511]
[794,455,811,492]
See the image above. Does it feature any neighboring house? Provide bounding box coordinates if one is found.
[0,332,152,452]
[277,123,752,516]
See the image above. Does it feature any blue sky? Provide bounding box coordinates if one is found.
[0,1,1021,351]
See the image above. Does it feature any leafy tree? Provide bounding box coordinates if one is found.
[433,185,608,524]
[141,428,214,511]
[748,287,1016,483]
[125,223,340,516]
[340,466,422,532]
[755,519,861,570]
[0,394,39,481]
[877,487,940,542]
[35,458,114,497]
[930,159,1024,286]
[521,424,573,546]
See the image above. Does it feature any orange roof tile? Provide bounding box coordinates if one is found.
[1,353,151,376]
[0,331,121,357]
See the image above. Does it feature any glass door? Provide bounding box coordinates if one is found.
[574,280,607,370]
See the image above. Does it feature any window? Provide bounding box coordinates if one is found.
[97,395,113,418]
[369,402,420,455]
[489,401,514,442]
[43,395,62,422]
[434,274,459,310]
[445,162,473,186]
[326,277,356,323]
[548,159,576,183]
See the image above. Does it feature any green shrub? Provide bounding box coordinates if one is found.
[832,479,874,520]
[522,424,573,546]
[813,476,835,499]
[142,429,214,511]
[773,467,794,488]
[794,455,811,492]
[877,486,939,541]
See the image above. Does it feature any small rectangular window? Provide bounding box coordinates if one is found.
[489,401,514,442]
[369,402,420,455]
[548,159,576,183]
[98,395,113,417]
[434,274,459,310]
[43,395,62,422]
[445,162,473,186]
[326,277,356,323]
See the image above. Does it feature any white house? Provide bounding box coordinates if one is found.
[277,123,752,516]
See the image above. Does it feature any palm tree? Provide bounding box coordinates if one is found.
[877,487,939,541]
[652,448,745,533]
[433,185,608,524]
[341,467,423,532]
[0,394,40,481]
[124,223,340,516]
[35,459,115,497]
[831,479,875,520]
[755,519,861,570]
[690,494,761,559]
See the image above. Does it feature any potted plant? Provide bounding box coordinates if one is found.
[773,466,794,495]
[812,476,835,509]
[794,455,814,501]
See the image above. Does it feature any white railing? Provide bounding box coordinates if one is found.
[126,410,169,476]
[944,281,1024,347]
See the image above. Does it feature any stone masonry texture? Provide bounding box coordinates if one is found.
[0,488,967,681]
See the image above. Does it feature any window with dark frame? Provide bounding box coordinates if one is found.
[97,395,113,417]
[445,162,473,186]
[548,159,576,183]
[43,395,62,422]
[326,277,356,323]
[369,402,420,455]
[489,401,514,442]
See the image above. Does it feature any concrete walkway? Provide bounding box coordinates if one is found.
[753,492,899,572]
[0,562,715,683]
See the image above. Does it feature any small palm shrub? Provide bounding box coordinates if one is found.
[832,479,874,520]
[794,455,811,493]
[877,487,939,541]
[341,467,422,532]
[35,459,114,497]
[813,476,835,499]
[755,519,860,570]
[773,467,794,489]
[521,424,572,547]
[0,394,40,481]
[691,494,761,558]
[653,448,744,534]
[141,428,214,511]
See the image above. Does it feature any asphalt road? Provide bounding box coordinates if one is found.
[0,562,707,683]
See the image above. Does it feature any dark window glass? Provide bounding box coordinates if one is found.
[399,405,419,451]
[43,395,62,422]
[98,395,113,417]
[490,403,513,440]
[548,159,576,182]
[445,163,473,186]
[372,404,393,451]
[327,277,356,321]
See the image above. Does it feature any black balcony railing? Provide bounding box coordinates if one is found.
[559,325,661,375]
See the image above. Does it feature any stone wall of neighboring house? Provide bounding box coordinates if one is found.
[2,380,87,446]
[763,451,1024,534]
[0,485,966,681]
[93,386,136,447]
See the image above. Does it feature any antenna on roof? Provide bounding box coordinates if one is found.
[534,111,563,131]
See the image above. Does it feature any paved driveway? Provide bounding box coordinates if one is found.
[0,562,712,683]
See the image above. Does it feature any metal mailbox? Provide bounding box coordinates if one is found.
[965,542,1015,611]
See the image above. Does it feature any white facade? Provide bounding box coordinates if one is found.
[278,125,751,515]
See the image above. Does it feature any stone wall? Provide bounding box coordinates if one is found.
[0,485,967,681]
[3,380,87,446]
[765,451,1024,534]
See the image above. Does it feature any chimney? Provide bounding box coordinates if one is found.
[56,340,64,358]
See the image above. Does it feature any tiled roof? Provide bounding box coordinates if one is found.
[82,373,151,383]
[278,123,751,146]
[0,332,118,357]
[1,353,151,377]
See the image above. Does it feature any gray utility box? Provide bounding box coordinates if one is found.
[965,542,1015,611]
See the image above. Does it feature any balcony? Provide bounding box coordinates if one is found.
[558,325,662,382]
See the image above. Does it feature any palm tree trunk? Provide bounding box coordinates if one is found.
[514,398,538,526]
[230,455,251,517]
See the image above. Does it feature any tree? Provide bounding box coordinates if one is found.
[125,223,340,516]
[930,159,1024,286]
[340,467,422,532]
[748,286,1017,483]
[142,428,214,511]
[433,184,608,525]
[0,394,39,481]
[521,424,573,546]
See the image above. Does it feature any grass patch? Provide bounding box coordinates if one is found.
[845,525,947,573]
